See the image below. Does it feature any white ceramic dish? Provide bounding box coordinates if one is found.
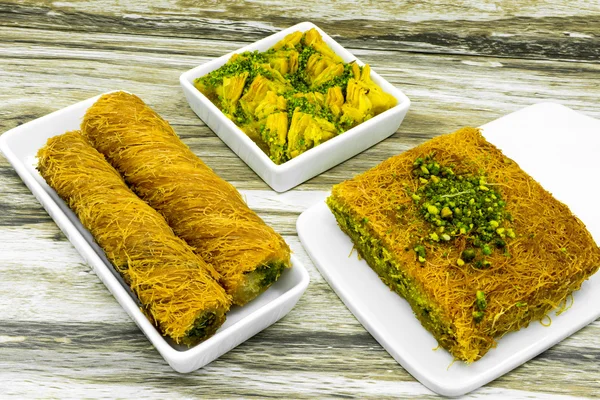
[180,21,411,193]
[297,103,600,396]
[0,93,310,373]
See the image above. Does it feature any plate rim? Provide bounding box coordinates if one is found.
[296,102,600,396]
[0,92,311,372]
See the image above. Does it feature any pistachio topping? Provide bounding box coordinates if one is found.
[473,311,485,323]
[476,290,487,310]
[407,155,515,265]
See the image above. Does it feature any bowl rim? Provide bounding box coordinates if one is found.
[179,21,411,173]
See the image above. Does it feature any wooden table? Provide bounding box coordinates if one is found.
[1,2,599,398]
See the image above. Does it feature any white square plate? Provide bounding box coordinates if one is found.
[0,93,310,373]
[180,21,411,192]
[297,103,600,396]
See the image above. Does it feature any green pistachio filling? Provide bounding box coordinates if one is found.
[327,197,459,352]
[182,311,225,345]
[232,261,286,305]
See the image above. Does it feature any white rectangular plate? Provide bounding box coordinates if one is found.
[0,93,310,373]
[180,21,410,192]
[297,103,600,396]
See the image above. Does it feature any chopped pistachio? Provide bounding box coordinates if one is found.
[494,238,506,248]
[440,207,453,219]
[456,258,465,266]
[462,248,476,262]
[476,290,487,310]
[409,155,516,265]
[427,205,439,215]
[414,245,426,260]
[473,311,484,323]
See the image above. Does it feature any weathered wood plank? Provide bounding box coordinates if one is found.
[0,1,599,61]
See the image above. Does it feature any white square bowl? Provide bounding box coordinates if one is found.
[180,21,411,192]
[0,93,310,373]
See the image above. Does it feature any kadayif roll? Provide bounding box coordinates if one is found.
[37,130,231,344]
[81,92,291,305]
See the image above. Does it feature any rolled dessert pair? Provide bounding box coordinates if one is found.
[38,93,291,344]
[37,131,231,345]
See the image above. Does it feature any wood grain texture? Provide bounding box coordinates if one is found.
[1,1,599,398]
[1,1,599,61]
